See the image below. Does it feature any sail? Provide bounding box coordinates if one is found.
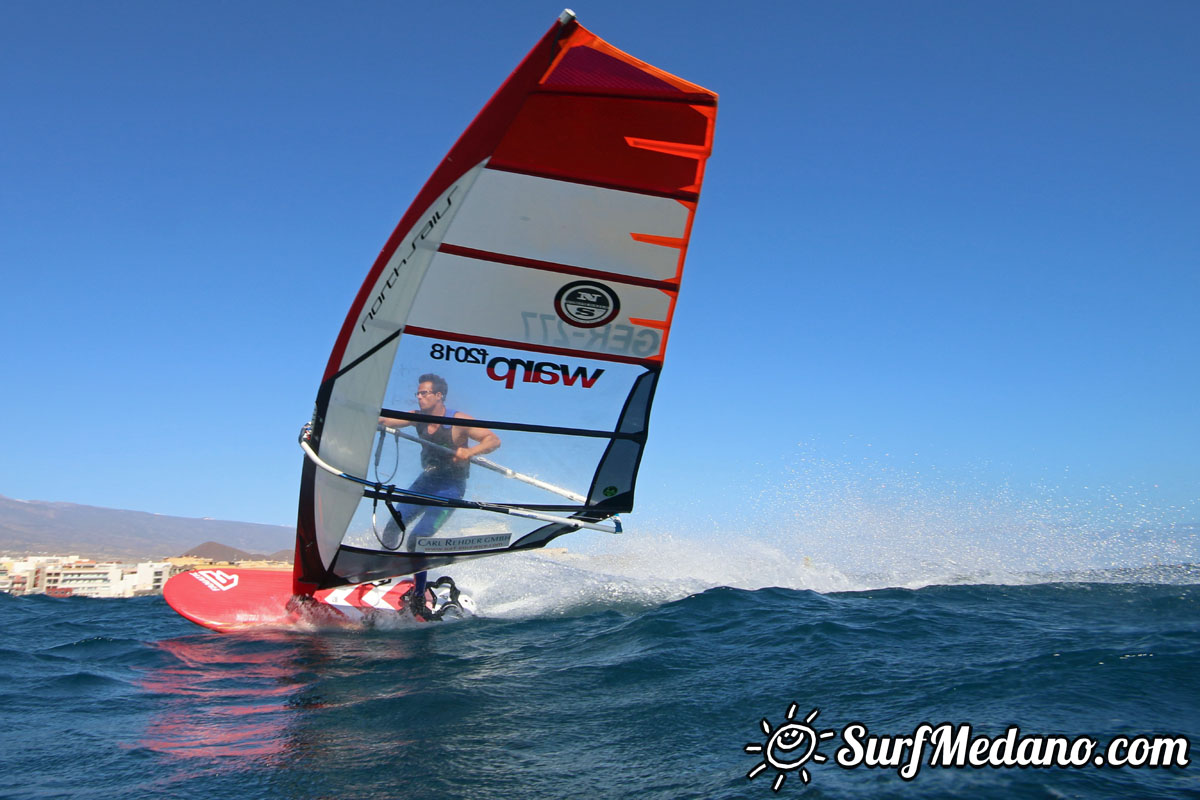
[293,10,718,593]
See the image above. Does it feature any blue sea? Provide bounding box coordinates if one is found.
[2,549,1198,800]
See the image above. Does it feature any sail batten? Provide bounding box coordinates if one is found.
[294,14,716,593]
[436,244,681,292]
[379,411,646,441]
[483,163,704,202]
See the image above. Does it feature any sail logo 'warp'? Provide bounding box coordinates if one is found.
[486,356,604,389]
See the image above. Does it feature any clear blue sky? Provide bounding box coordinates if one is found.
[3,2,1196,553]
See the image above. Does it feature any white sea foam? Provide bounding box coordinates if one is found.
[435,447,1198,615]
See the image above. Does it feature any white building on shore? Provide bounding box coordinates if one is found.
[0,554,288,598]
[0,555,176,598]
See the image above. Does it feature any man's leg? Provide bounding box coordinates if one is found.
[405,479,465,616]
[380,500,423,550]
[380,471,447,550]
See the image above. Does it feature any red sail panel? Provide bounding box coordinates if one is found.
[489,95,714,199]
[543,44,684,93]
[543,28,715,98]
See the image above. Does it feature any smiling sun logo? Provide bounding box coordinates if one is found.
[744,704,837,791]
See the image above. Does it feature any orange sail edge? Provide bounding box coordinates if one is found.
[631,197,700,285]
[625,137,712,160]
[629,232,687,249]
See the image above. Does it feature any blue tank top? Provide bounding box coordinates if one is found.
[417,409,469,481]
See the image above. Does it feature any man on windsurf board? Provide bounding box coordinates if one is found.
[378,373,500,618]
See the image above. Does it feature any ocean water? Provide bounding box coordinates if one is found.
[1,543,1197,800]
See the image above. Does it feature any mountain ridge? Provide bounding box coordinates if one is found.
[0,494,293,560]
[183,541,294,563]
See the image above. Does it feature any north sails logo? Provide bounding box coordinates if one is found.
[486,356,603,389]
[360,186,459,333]
[555,280,620,328]
[191,570,240,592]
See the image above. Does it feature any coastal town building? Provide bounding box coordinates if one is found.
[0,554,287,598]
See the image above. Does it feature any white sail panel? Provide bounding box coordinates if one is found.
[309,169,483,571]
[404,252,672,361]
[442,169,691,282]
[310,338,398,567]
[337,166,485,370]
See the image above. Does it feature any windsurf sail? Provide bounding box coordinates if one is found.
[293,9,718,593]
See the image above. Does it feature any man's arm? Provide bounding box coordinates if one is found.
[452,412,501,461]
[378,412,415,429]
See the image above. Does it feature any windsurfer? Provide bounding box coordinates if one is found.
[378,373,500,617]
